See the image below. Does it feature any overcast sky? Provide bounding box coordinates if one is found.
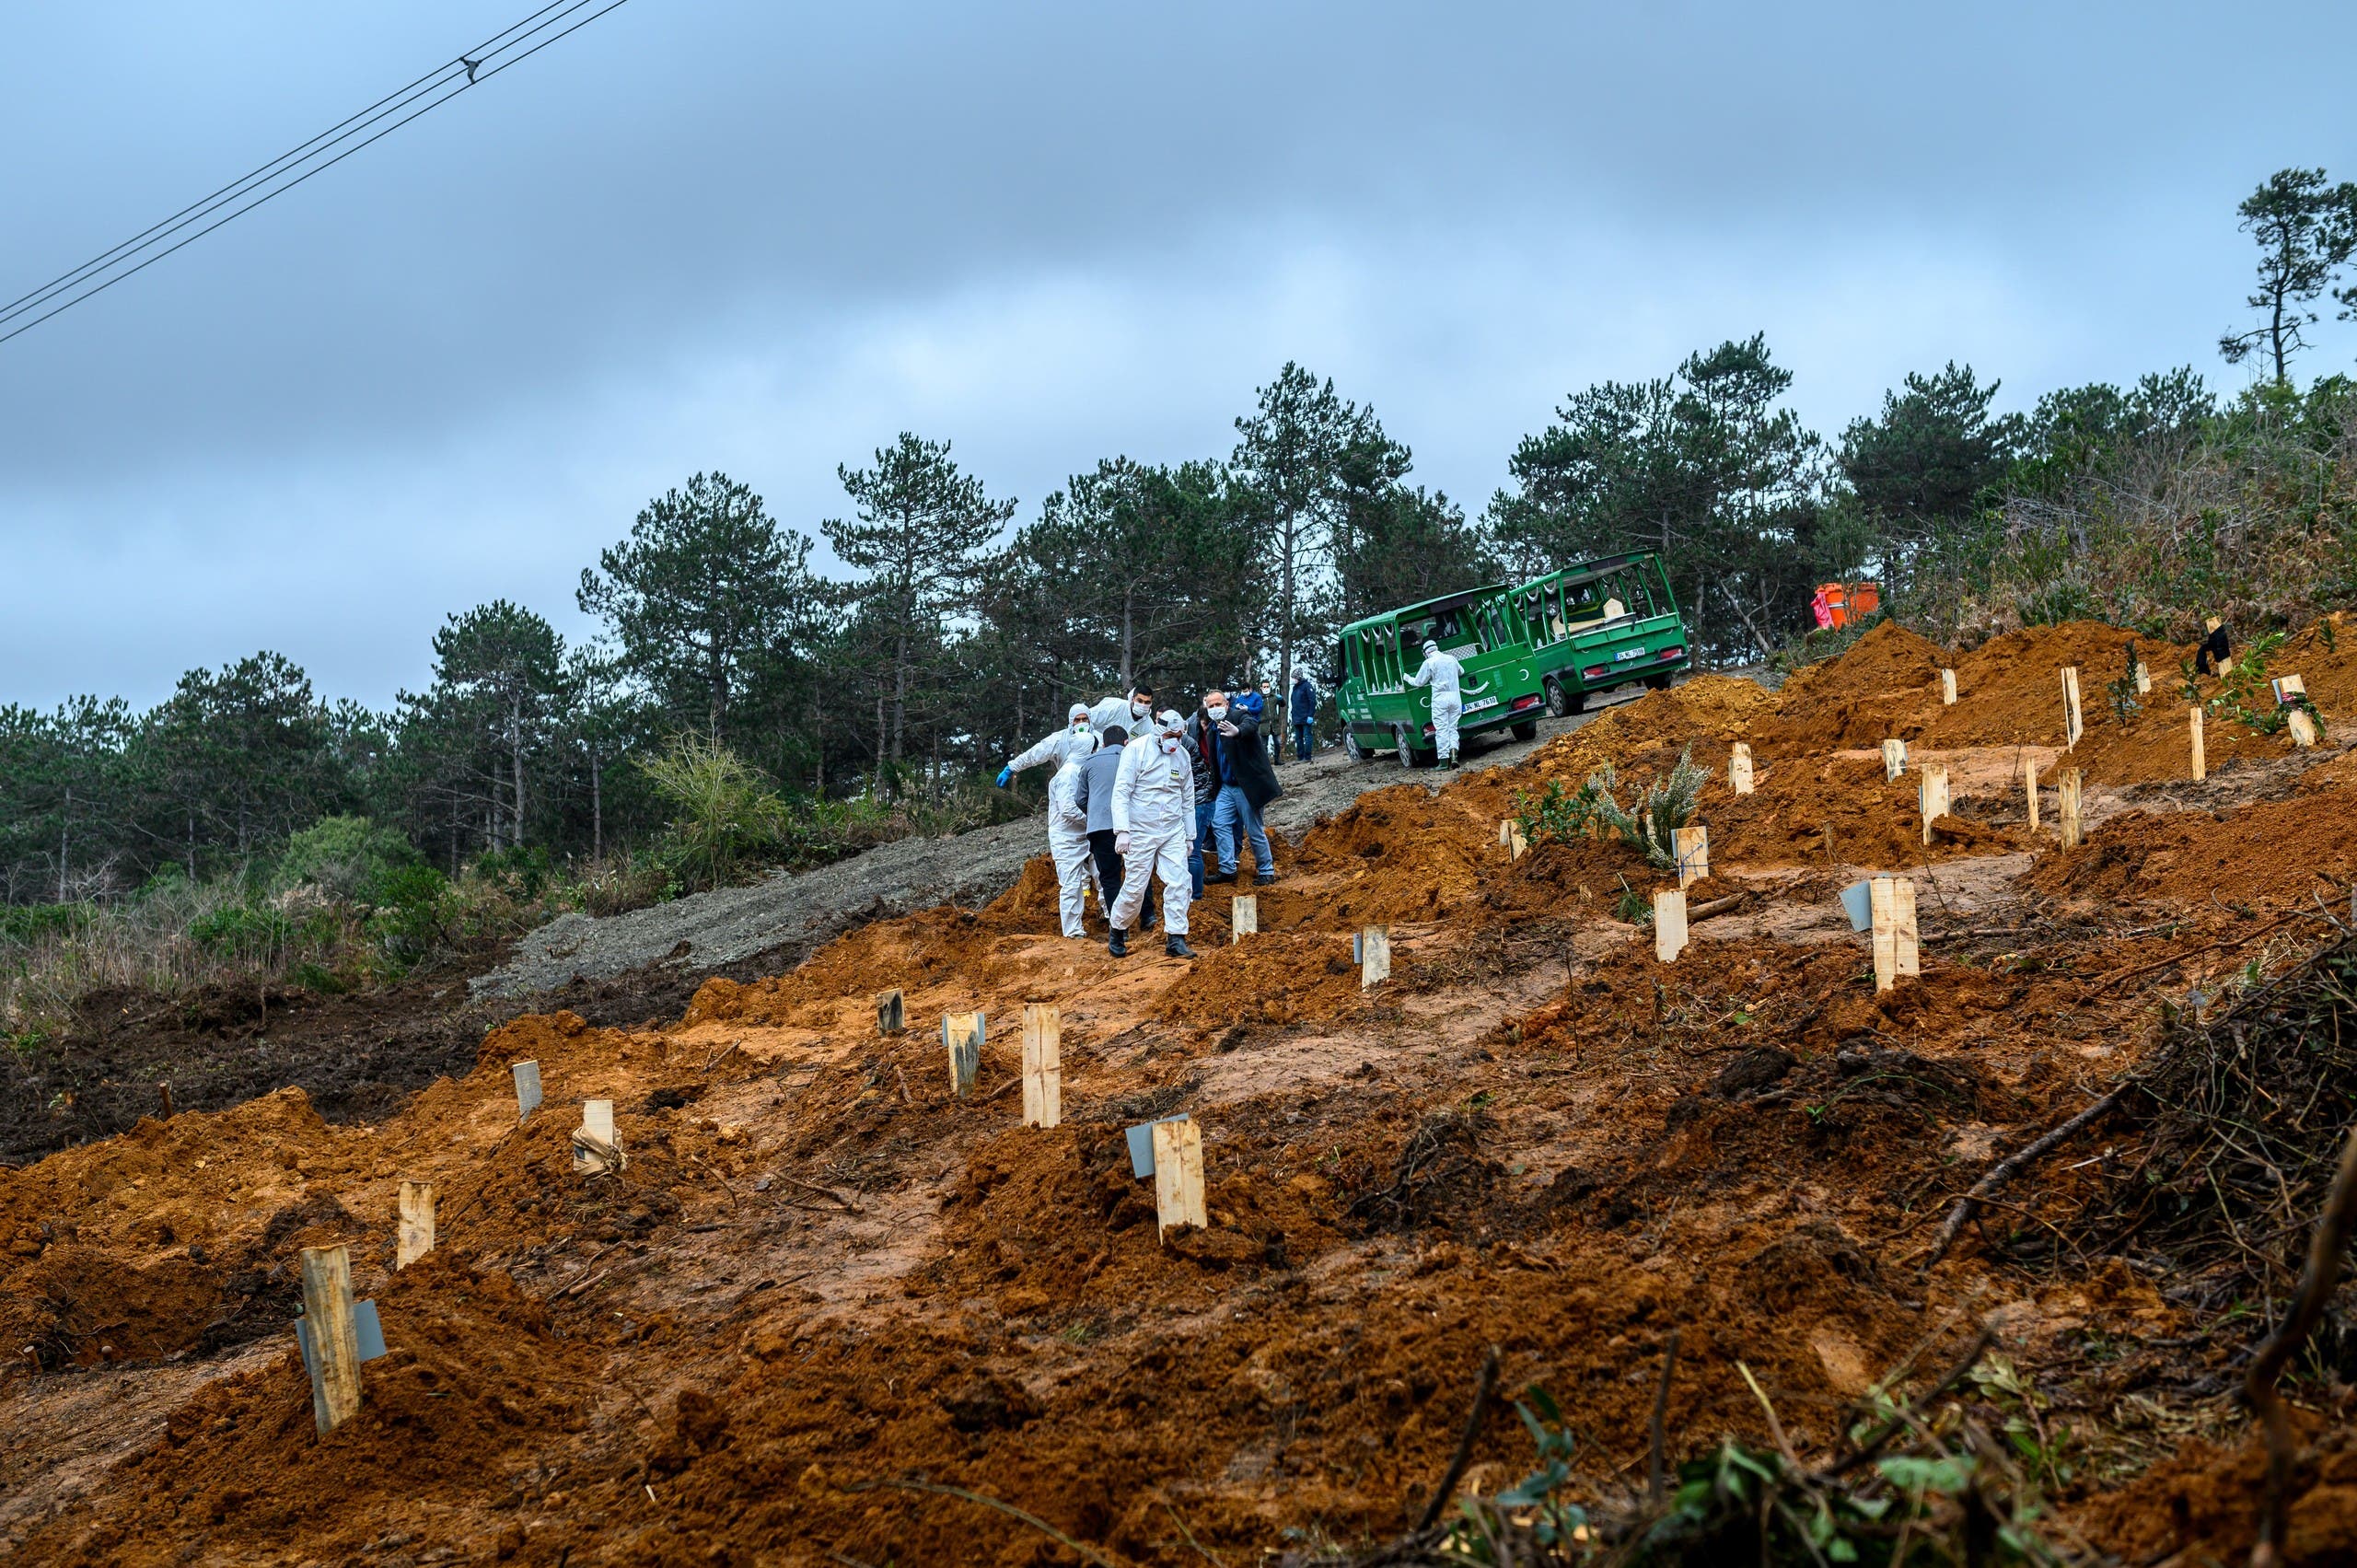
[4,1,2353,712]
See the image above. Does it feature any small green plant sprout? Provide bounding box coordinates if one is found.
[1613,874,1652,925]
[2207,629,2293,734]
[1514,768,1617,847]
[2105,639,2142,727]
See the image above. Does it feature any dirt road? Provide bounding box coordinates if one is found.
[471,689,1657,999]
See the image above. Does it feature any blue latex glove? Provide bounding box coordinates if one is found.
[995,766,1013,788]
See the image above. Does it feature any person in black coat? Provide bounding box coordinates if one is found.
[1191,690,1282,885]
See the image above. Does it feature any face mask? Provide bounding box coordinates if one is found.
[1206,704,1227,722]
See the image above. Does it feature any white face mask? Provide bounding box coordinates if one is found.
[1130,698,1149,718]
[1206,704,1227,722]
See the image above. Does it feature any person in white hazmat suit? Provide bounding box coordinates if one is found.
[995,688,1157,787]
[1403,640,1488,768]
[1106,710,1198,959]
[1046,745,1101,937]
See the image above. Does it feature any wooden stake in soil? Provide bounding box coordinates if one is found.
[396,1180,435,1270]
[2288,707,2319,749]
[511,1060,541,1122]
[2058,768,2084,850]
[1672,825,1708,889]
[943,1012,983,1098]
[1653,889,1689,963]
[1020,1004,1061,1130]
[573,1099,623,1176]
[876,989,905,1035]
[1918,764,1950,846]
[2134,660,2152,695]
[298,1244,363,1435]
[1940,668,1956,705]
[1728,742,1754,796]
[2189,703,2206,781]
[1869,877,1919,994]
[2023,756,2040,832]
[1506,820,1527,860]
[2061,666,2084,750]
[1882,738,1907,780]
[1230,894,1258,941]
[1357,926,1391,988]
[157,1081,173,1119]
[1151,1118,1207,1241]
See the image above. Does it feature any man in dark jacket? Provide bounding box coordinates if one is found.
[1184,691,1223,899]
[1192,689,1281,886]
[1289,672,1318,762]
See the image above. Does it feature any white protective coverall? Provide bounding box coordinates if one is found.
[1403,642,1485,762]
[1047,743,1098,937]
[1086,692,1154,740]
[1007,703,1100,779]
[1109,713,1196,935]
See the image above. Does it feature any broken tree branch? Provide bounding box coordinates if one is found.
[1417,1343,1503,1531]
[2244,1122,2357,1568]
[1821,1327,1996,1480]
[1923,1087,2128,1269]
[1648,1329,1682,1508]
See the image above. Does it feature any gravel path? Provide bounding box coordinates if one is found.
[471,690,1658,998]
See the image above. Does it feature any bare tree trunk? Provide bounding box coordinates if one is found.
[1121,588,1135,690]
[58,786,69,902]
[1278,508,1296,709]
[590,740,603,864]
[510,698,527,848]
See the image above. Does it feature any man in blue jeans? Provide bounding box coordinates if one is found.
[1188,686,1281,887]
[1183,691,1223,898]
[1289,671,1319,762]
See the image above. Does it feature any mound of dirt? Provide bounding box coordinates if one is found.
[1752,623,1952,751]
[2025,765,2357,909]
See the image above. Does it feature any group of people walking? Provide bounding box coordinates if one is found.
[996,679,1300,961]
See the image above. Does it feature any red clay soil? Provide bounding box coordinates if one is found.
[12,612,2357,1566]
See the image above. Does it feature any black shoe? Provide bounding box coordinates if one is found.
[1254,871,1276,887]
[1165,935,1197,958]
[1109,928,1128,958]
[1140,910,1156,933]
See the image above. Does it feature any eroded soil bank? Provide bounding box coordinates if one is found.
[7,619,2357,1565]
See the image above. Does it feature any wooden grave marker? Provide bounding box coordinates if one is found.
[573,1098,624,1176]
[1919,764,1950,846]
[1356,926,1391,988]
[1654,889,1689,963]
[1883,738,1907,780]
[1868,877,1919,994]
[2278,675,2318,748]
[2061,667,2084,750]
[943,1012,983,1098]
[2135,661,2152,695]
[299,1244,363,1434]
[877,989,905,1035]
[1020,1004,1061,1130]
[2023,756,2040,832]
[1672,825,1709,889]
[1230,894,1258,941]
[2059,768,2084,850]
[1152,1118,1207,1241]
[1940,669,1957,705]
[396,1180,435,1270]
[1506,821,1527,859]
[511,1060,542,1122]
[2189,704,2206,782]
[1728,742,1754,796]
[2289,708,2319,749]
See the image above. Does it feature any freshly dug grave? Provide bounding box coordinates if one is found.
[13,610,2357,1566]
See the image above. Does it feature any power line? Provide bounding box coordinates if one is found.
[0,0,634,348]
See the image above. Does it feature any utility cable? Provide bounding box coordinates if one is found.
[0,0,633,347]
[0,0,586,325]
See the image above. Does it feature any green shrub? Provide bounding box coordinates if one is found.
[636,734,791,890]
[368,864,456,969]
[0,902,90,947]
[277,814,420,903]
[188,902,294,961]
